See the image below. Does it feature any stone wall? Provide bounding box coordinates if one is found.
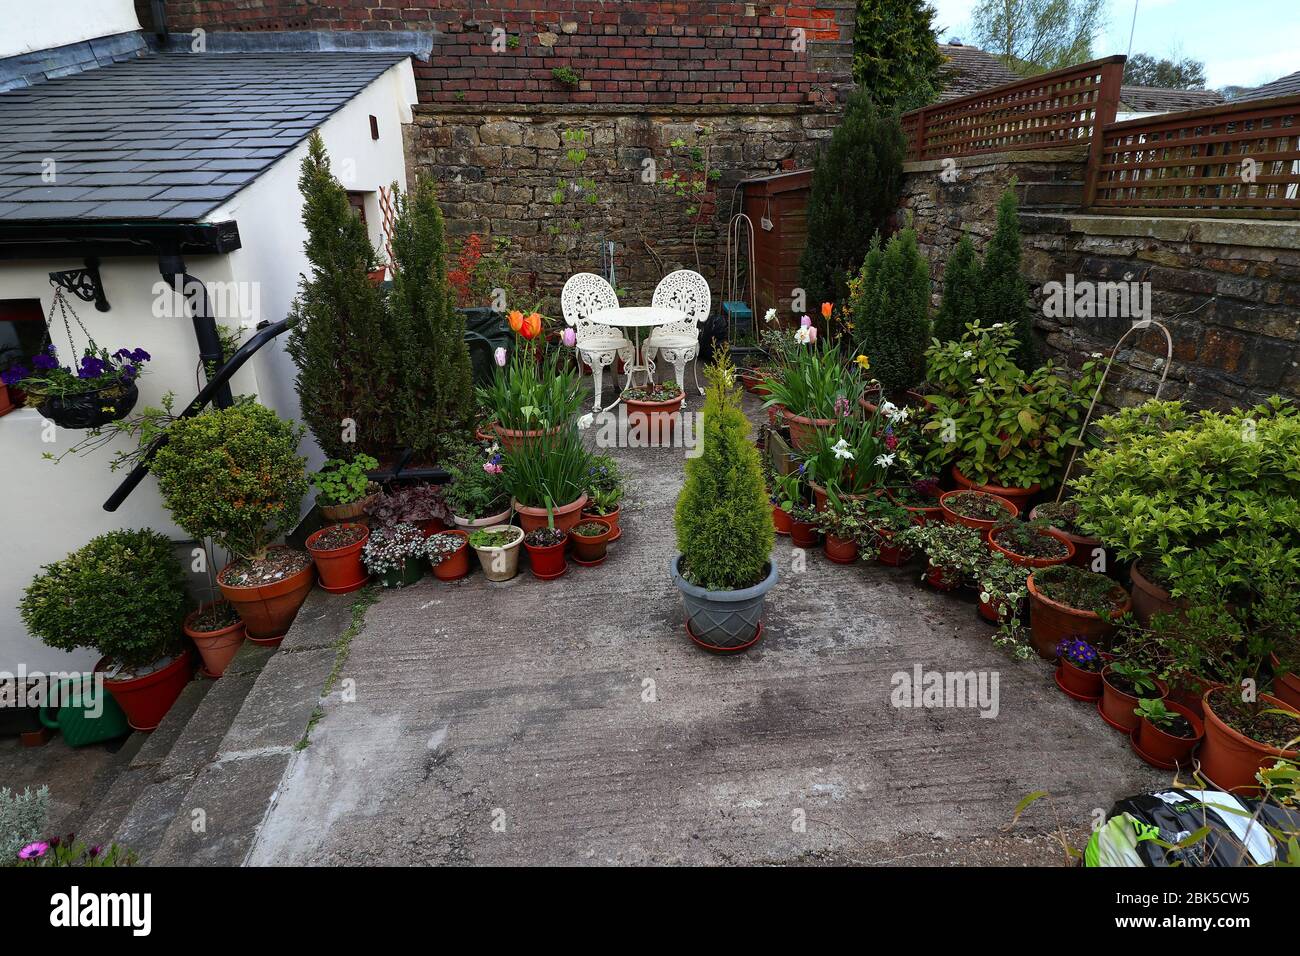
[160,0,856,105]
[412,102,840,303]
[899,149,1300,411]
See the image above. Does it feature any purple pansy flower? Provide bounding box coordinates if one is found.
[2,365,28,386]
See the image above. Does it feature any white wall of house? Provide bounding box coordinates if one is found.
[0,58,415,675]
[0,0,141,58]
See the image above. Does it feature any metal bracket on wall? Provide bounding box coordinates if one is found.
[49,258,110,312]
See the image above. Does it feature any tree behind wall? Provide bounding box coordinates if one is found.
[933,233,980,343]
[971,0,1106,75]
[852,0,944,112]
[1123,53,1207,89]
[388,175,474,462]
[799,91,905,309]
[979,188,1037,370]
[855,227,931,394]
[287,132,399,460]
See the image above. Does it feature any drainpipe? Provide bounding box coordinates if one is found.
[149,0,168,40]
[158,251,233,409]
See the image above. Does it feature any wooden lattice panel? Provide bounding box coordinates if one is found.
[1089,94,1300,218]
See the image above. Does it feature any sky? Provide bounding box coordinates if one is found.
[926,0,1298,90]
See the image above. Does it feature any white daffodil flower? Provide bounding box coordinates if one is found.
[577,413,595,430]
[832,438,855,460]
[874,453,896,468]
[879,400,899,418]
[764,308,777,324]
[888,405,910,424]
[795,326,813,345]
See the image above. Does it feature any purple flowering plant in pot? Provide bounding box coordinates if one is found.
[3,343,150,429]
[1056,636,1106,701]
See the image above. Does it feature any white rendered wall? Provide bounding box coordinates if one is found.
[0,58,415,674]
[0,0,142,58]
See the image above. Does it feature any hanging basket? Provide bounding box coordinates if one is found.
[34,380,139,429]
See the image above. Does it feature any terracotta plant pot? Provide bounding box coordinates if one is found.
[98,650,194,732]
[1165,671,1219,719]
[1271,653,1300,711]
[783,409,836,452]
[740,372,769,394]
[1028,504,1104,570]
[925,562,961,591]
[823,533,858,564]
[570,519,613,566]
[453,505,513,530]
[1025,572,1129,660]
[524,536,568,580]
[1099,666,1167,734]
[988,525,1075,569]
[218,549,315,645]
[790,518,820,547]
[305,523,370,594]
[183,603,246,679]
[772,505,793,536]
[493,421,562,454]
[951,465,1040,512]
[1198,690,1300,794]
[1129,561,1181,626]
[513,494,588,534]
[1057,656,1104,701]
[583,506,621,542]
[320,493,376,525]
[470,525,524,582]
[429,530,471,581]
[625,392,684,439]
[874,530,913,567]
[939,489,1018,532]
[418,517,448,536]
[1134,700,1204,769]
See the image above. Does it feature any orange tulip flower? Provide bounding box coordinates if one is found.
[821,301,833,319]
[507,310,524,333]
[521,312,542,340]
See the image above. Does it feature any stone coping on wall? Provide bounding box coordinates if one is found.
[902,145,1090,174]
[1020,211,1300,252]
[414,101,841,118]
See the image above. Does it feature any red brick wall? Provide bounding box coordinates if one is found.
[162,1,855,104]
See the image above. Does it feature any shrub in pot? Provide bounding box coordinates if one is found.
[522,526,567,580]
[1199,685,1300,794]
[1132,697,1204,769]
[20,529,191,731]
[897,520,984,591]
[425,530,470,581]
[672,354,777,651]
[312,454,379,523]
[362,523,427,588]
[850,227,931,400]
[582,454,625,542]
[1025,564,1130,659]
[1099,661,1166,733]
[469,525,525,581]
[149,402,313,645]
[1056,637,1104,701]
[504,426,590,533]
[570,519,613,566]
[366,482,451,535]
[305,523,369,594]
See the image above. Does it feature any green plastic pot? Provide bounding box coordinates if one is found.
[39,674,130,747]
[378,558,426,589]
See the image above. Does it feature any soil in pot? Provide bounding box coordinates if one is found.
[823,533,858,564]
[469,525,524,581]
[887,482,944,526]
[1134,701,1204,769]
[523,527,568,580]
[183,601,246,678]
[624,384,684,439]
[950,466,1039,511]
[570,519,612,566]
[1029,501,1103,570]
[939,490,1018,531]
[306,523,370,594]
[583,506,622,542]
[427,530,471,581]
[1026,564,1130,659]
[98,650,194,732]
[1099,666,1167,733]
[1199,688,1300,794]
[988,523,1074,569]
[218,547,315,644]
[453,504,513,530]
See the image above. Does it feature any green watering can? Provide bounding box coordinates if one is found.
[38,675,130,747]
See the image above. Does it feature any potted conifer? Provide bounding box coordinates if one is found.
[671,355,777,651]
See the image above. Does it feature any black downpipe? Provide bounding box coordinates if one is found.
[158,252,233,410]
[150,0,168,39]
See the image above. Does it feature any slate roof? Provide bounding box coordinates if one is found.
[1118,85,1223,113]
[0,52,406,222]
[936,43,1018,101]
[1236,69,1300,102]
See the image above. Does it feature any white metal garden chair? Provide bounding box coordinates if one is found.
[561,273,634,411]
[645,269,710,397]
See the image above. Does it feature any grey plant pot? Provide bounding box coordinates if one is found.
[670,553,778,650]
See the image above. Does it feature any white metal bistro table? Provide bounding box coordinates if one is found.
[587,305,687,411]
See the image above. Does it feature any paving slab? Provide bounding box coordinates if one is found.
[243,393,1164,866]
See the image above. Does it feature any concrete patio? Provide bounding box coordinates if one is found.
[236,393,1164,866]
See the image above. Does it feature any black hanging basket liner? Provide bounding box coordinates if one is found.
[36,380,139,429]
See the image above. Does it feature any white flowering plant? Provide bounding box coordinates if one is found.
[361,523,426,575]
